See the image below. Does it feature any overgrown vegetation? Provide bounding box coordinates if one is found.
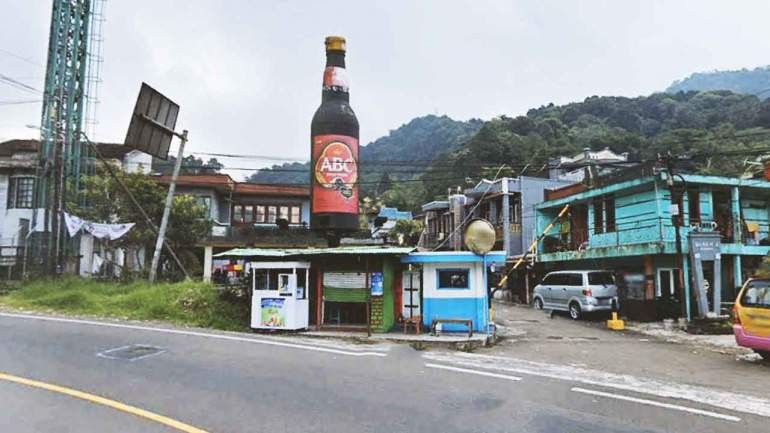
[0,278,249,331]
[68,170,212,279]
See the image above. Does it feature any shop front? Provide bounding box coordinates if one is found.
[214,246,413,333]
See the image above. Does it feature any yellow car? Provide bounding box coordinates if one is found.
[733,279,770,360]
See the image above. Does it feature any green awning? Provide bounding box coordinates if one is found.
[214,246,414,258]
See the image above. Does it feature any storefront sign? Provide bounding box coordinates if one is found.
[260,298,286,328]
[689,232,721,261]
[370,272,384,296]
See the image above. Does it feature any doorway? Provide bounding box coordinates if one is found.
[570,204,588,250]
[401,270,421,319]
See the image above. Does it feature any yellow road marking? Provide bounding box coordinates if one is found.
[0,372,209,433]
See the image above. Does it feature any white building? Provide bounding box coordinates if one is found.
[0,139,150,278]
[549,147,630,182]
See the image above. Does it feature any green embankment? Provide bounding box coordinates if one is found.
[0,278,249,331]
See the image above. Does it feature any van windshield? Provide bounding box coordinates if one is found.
[741,280,770,308]
[588,272,615,285]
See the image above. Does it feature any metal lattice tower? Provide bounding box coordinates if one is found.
[35,0,102,273]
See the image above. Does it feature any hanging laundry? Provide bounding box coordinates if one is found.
[92,254,105,274]
[64,212,85,237]
[63,212,135,240]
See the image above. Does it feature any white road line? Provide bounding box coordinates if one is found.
[0,312,386,358]
[425,363,522,381]
[423,351,770,419]
[572,387,742,423]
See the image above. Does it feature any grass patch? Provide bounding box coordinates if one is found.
[0,277,250,331]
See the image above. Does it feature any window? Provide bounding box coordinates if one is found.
[267,206,277,223]
[279,206,289,221]
[588,272,615,285]
[7,177,35,209]
[255,205,266,223]
[592,195,616,234]
[437,269,469,289]
[194,196,211,216]
[541,274,557,285]
[605,196,615,232]
[564,273,584,286]
[741,280,770,308]
[232,205,243,223]
[688,189,701,223]
[290,206,301,224]
[244,205,254,223]
[593,200,604,234]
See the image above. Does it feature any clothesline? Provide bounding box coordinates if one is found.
[63,212,135,241]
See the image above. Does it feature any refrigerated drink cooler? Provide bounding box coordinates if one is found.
[249,261,310,330]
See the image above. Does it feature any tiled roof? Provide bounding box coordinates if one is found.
[155,174,309,197]
[233,182,309,197]
[0,139,132,158]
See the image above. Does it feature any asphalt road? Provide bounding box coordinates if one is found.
[1,312,767,433]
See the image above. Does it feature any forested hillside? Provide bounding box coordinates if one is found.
[410,91,770,209]
[667,66,770,98]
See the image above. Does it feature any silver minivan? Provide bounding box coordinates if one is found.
[532,270,619,319]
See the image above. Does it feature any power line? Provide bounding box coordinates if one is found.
[0,48,43,68]
[0,74,42,95]
[0,99,41,106]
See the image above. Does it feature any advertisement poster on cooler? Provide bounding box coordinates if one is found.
[261,298,287,328]
[312,134,359,214]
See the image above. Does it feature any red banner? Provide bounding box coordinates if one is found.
[312,134,359,214]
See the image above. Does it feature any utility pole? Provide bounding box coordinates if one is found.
[662,154,688,319]
[122,82,189,283]
[149,131,187,283]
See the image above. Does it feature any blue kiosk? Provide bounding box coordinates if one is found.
[401,251,507,334]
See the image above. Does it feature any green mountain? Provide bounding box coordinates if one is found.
[666,66,770,98]
[246,115,483,191]
[417,91,770,206]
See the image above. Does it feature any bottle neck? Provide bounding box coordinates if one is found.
[322,50,349,101]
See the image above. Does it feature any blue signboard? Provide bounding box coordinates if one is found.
[370,272,384,296]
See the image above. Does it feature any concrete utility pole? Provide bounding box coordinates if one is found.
[663,155,690,320]
[149,131,187,283]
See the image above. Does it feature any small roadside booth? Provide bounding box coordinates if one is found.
[401,251,507,334]
[249,261,310,330]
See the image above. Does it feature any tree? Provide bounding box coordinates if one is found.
[69,169,212,279]
[152,155,223,175]
[391,219,423,246]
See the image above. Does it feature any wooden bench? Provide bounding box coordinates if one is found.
[431,318,473,337]
[403,316,422,335]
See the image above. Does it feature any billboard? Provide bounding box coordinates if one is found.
[124,82,180,160]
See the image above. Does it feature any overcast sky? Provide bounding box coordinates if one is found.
[2,1,770,179]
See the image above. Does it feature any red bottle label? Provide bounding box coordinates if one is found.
[312,134,358,214]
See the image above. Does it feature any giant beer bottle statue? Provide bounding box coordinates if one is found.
[311,36,360,242]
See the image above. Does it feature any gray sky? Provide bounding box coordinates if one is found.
[2,0,770,179]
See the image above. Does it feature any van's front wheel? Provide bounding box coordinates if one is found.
[533,298,544,310]
[755,350,770,361]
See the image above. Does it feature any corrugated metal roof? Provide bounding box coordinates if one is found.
[214,246,415,258]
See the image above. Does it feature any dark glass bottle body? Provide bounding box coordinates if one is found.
[310,48,360,233]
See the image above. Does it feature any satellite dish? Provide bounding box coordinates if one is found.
[464,219,496,255]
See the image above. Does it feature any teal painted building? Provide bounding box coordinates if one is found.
[535,169,770,320]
